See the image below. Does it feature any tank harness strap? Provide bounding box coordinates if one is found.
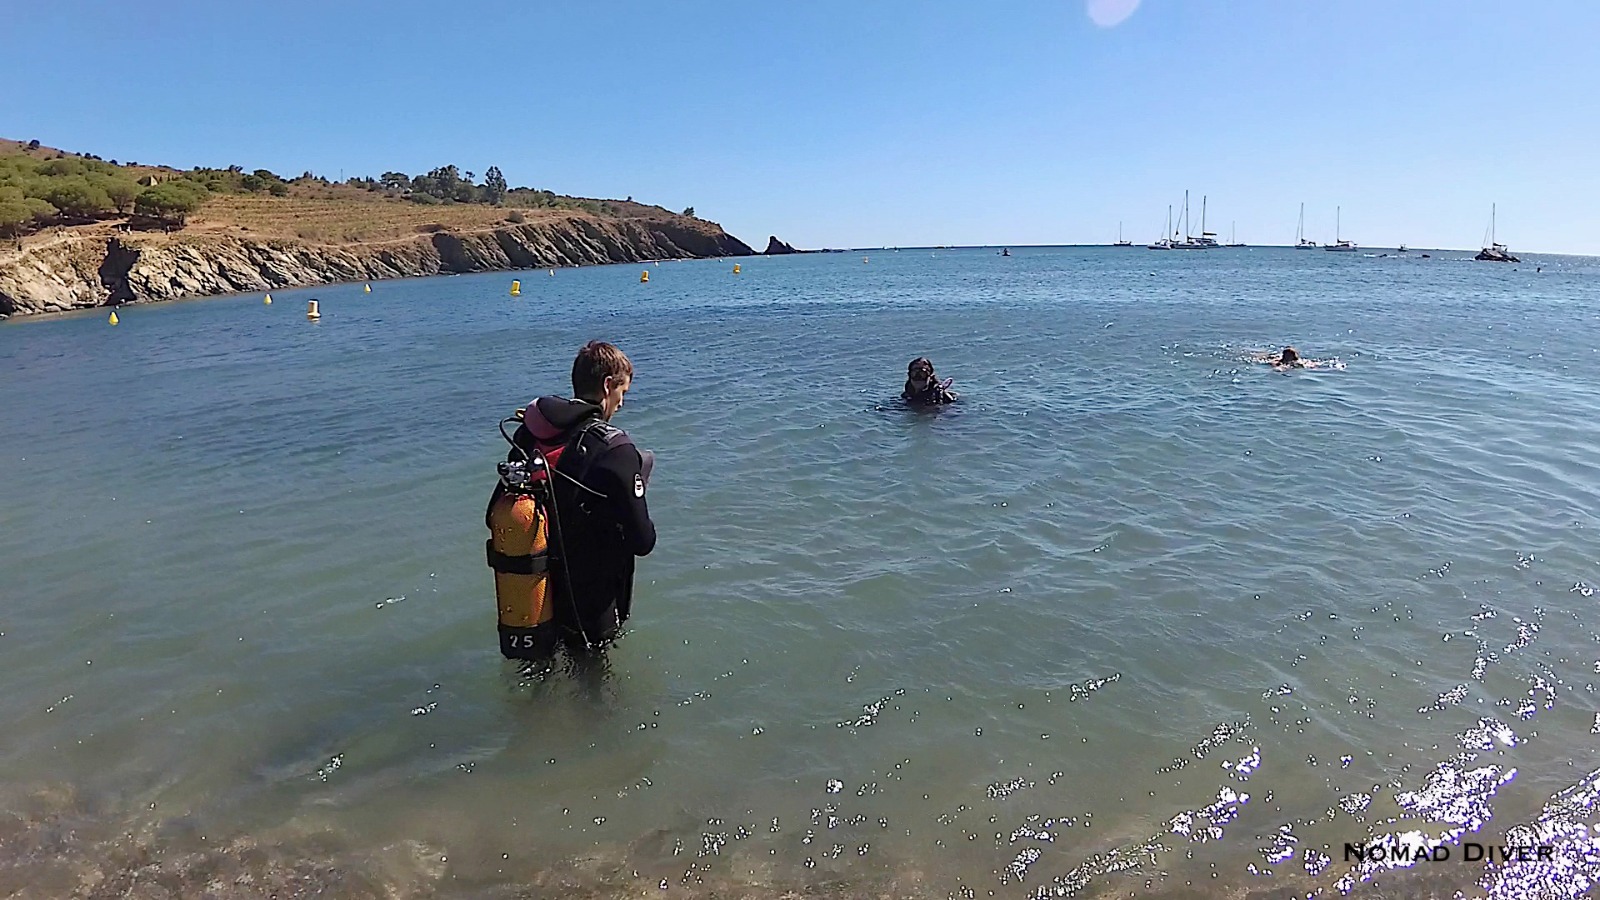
[567,420,635,485]
[485,540,549,576]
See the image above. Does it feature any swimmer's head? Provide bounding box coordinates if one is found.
[1279,347,1299,364]
[907,356,935,388]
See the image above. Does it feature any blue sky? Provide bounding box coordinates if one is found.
[5,1,1595,253]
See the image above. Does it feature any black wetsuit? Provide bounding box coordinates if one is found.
[508,396,656,648]
[902,379,959,406]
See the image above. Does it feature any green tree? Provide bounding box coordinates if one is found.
[423,165,460,200]
[480,166,505,204]
[483,166,507,205]
[38,158,86,177]
[380,171,410,191]
[0,188,56,235]
[268,181,290,197]
[105,179,139,214]
[134,181,206,224]
[681,206,694,217]
[43,176,112,216]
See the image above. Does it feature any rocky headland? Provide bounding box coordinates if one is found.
[763,235,802,255]
[0,213,754,318]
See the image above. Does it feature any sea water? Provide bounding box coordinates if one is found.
[3,247,1600,898]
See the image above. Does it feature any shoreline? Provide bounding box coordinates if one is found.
[0,213,755,320]
[0,254,721,326]
[0,779,1519,900]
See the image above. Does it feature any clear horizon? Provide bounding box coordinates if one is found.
[5,1,1596,254]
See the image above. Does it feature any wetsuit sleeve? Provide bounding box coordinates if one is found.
[594,445,657,557]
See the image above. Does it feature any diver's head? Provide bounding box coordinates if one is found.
[1279,346,1299,364]
[572,340,634,420]
[907,356,935,390]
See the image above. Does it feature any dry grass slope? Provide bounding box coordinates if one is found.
[193,191,559,244]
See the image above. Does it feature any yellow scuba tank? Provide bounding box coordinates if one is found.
[486,414,564,659]
[488,492,554,621]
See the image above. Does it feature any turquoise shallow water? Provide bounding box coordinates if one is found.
[4,247,1600,898]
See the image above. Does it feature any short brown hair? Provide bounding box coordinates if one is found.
[571,341,633,399]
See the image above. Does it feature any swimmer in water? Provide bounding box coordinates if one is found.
[902,357,958,405]
[1250,346,1345,371]
[1249,346,1307,369]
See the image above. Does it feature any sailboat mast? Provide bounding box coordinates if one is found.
[1336,206,1341,242]
[1492,203,1496,244]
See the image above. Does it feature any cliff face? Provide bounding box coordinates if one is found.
[0,214,754,317]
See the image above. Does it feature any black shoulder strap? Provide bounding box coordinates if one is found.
[566,419,635,484]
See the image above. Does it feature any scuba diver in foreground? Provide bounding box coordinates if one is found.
[902,356,959,406]
[485,341,656,663]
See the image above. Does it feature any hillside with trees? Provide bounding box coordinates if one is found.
[0,138,753,318]
[0,138,701,242]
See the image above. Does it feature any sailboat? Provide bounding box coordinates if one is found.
[1169,192,1216,250]
[1294,203,1317,249]
[1114,221,1133,247]
[1152,202,1177,245]
[1324,206,1357,251]
[1475,204,1519,262]
[1225,221,1245,247]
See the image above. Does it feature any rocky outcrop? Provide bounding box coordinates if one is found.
[764,236,801,255]
[0,213,755,317]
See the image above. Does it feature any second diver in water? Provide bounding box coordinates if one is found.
[902,356,959,405]
[1251,346,1343,371]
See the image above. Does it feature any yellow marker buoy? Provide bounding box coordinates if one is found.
[307,299,321,320]
[264,293,272,305]
[364,283,372,293]
[640,270,649,283]
[733,264,741,274]
[510,280,521,297]
[108,309,119,326]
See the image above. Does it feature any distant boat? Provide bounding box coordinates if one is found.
[1147,205,1174,250]
[1225,221,1246,247]
[1169,192,1217,250]
[1294,203,1317,249]
[1475,204,1519,262]
[1324,206,1357,251]
[1113,221,1133,247]
[1397,244,1408,253]
[1000,248,1011,256]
